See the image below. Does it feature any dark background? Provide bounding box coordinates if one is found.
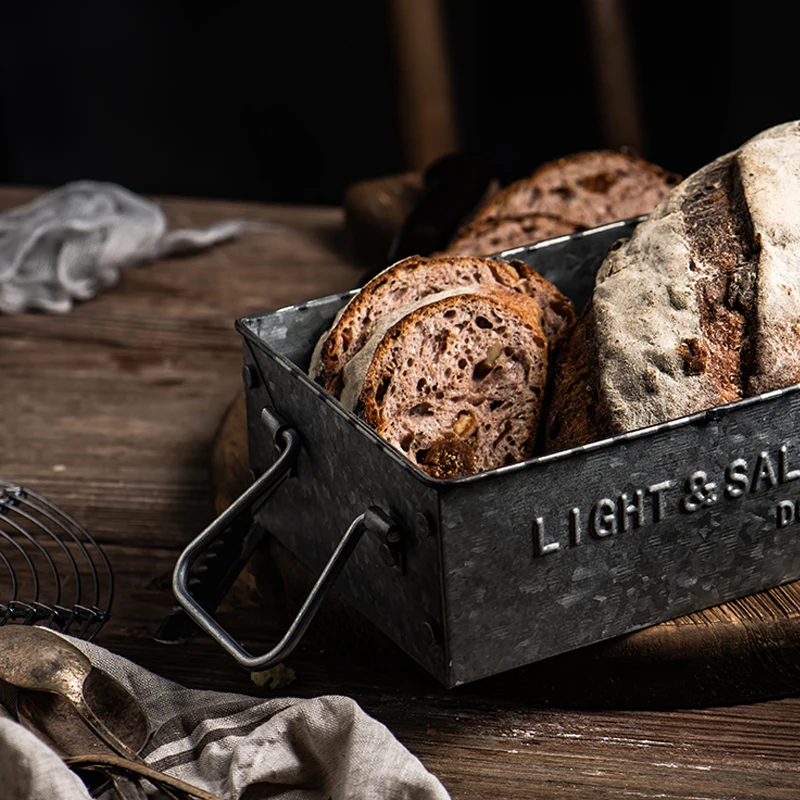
[0,1,796,205]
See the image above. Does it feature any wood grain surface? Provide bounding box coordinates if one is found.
[3,185,800,798]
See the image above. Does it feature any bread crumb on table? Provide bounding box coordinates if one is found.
[250,663,297,689]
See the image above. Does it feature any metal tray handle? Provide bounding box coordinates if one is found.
[172,407,394,672]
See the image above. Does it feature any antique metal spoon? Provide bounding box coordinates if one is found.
[0,626,221,800]
[16,659,150,758]
[0,626,143,762]
[17,679,149,800]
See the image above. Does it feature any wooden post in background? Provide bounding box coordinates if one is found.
[584,0,646,154]
[389,0,461,170]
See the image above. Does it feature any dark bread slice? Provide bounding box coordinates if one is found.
[444,151,679,259]
[517,263,576,357]
[544,121,800,452]
[473,150,680,229]
[310,254,573,396]
[443,214,579,257]
[354,291,549,478]
[542,303,600,453]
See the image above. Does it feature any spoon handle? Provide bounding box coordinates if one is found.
[73,699,185,800]
[67,754,224,800]
[71,697,142,762]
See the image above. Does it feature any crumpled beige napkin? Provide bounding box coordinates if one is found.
[0,634,450,800]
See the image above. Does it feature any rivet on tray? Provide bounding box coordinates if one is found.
[415,511,434,539]
[379,543,398,568]
[242,364,258,389]
[422,622,439,646]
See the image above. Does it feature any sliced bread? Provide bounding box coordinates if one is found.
[445,150,680,257]
[473,150,681,227]
[310,254,573,396]
[349,290,550,478]
[443,214,578,257]
[541,303,599,453]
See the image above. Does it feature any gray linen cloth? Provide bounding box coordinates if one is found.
[0,181,255,314]
[0,635,450,800]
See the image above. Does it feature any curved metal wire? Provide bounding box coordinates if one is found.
[10,484,113,612]
[8,496,84,604]
[0,528,39,602]
[0,511,60,603]
[0,479,113,639]
[0,549,17,603]
[11,503,81,603]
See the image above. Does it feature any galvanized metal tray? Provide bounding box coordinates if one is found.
[172,217,800,688]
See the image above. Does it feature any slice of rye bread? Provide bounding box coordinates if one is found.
[443,214,579,257]
[542,303,599,453]
[543,120,800,452]
[349,290,550,478]
[310,254,574,396]
[473,150,681,228]
[445,151,680,257]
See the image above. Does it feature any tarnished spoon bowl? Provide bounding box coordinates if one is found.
[0,626,150,798]
[0,625,93,700]
[0,625,140,759]
[17,665,149,758]
[17,690,149,799]
[0,626,222,800]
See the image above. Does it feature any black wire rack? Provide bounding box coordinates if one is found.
[0,480,113,640]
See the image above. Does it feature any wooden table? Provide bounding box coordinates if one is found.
[2,185,799,799]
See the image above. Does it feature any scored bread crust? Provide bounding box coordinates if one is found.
[738,124,800,395]
[311,254,573,397]
[355,290,549,478]
[545,120,800,450]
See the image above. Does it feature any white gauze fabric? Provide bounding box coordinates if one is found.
[0,181,257,314]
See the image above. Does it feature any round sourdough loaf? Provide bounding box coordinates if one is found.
[544,121,800,453]
[309,254,573,397]
[349,290,549,479]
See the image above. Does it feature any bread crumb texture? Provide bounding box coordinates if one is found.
[359,291,548,478]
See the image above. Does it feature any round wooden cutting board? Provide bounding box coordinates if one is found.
[212,391,800,709]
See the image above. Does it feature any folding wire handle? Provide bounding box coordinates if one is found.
[172,407,396,672]
[0,481,113,639]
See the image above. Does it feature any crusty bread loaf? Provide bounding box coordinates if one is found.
[445,150,680,257]
[544,121,800,452]
[349,291,550,478]
[310,254,573,397]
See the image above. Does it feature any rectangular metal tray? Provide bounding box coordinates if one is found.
[231,218,800,688]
